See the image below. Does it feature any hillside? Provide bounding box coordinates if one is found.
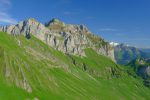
[128,58,150,88]
[0,18,150,99]
[0,31,150,99]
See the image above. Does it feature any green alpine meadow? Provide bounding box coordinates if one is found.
[0,0,150,100]
[0,25,150,99]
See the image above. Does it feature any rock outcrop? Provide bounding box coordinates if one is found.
[138,66,150,78]
[128,58,150,87]
[0,18,115,60]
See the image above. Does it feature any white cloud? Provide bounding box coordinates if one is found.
[0,12,17,24]
[110,42,119,46]
[0,0,11,5]
[0,0,17,25]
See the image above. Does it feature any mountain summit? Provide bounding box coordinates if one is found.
[0,18,115,60]
[45,18,65,26]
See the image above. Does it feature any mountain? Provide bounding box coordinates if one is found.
[139,48,150,58]
[0,18,114,60]
[0,18,150,99]
[139,48,150,53]
[109,42,119,47]
[128,58,150,87]
[111,43,150,65]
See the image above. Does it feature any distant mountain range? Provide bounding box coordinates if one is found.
[139,48,150,54]
[110,42,150,65]
[111,41,150,87]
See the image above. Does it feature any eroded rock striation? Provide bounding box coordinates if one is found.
[0,18,115,60]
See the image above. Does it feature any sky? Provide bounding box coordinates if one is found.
[0,0,150,48]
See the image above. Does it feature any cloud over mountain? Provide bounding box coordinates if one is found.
[0,0,17,24]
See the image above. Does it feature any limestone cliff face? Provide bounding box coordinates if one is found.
[0,18,115,60]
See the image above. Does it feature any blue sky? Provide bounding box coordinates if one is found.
[0,0,150,48]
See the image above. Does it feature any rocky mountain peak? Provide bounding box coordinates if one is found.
[26,18,37,22]
[45,18,89,35]
[0,18,115,60]
[45,18,65,27]
[21,18,40,26]
[23,18,41,26]
[50,18,62,23]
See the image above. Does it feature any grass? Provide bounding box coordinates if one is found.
[0,31,150,100]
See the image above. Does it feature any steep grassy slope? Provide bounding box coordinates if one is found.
[0,32,150,100]
[127,58,150,88]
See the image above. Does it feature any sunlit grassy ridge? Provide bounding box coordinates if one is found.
[0,32,150,100]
